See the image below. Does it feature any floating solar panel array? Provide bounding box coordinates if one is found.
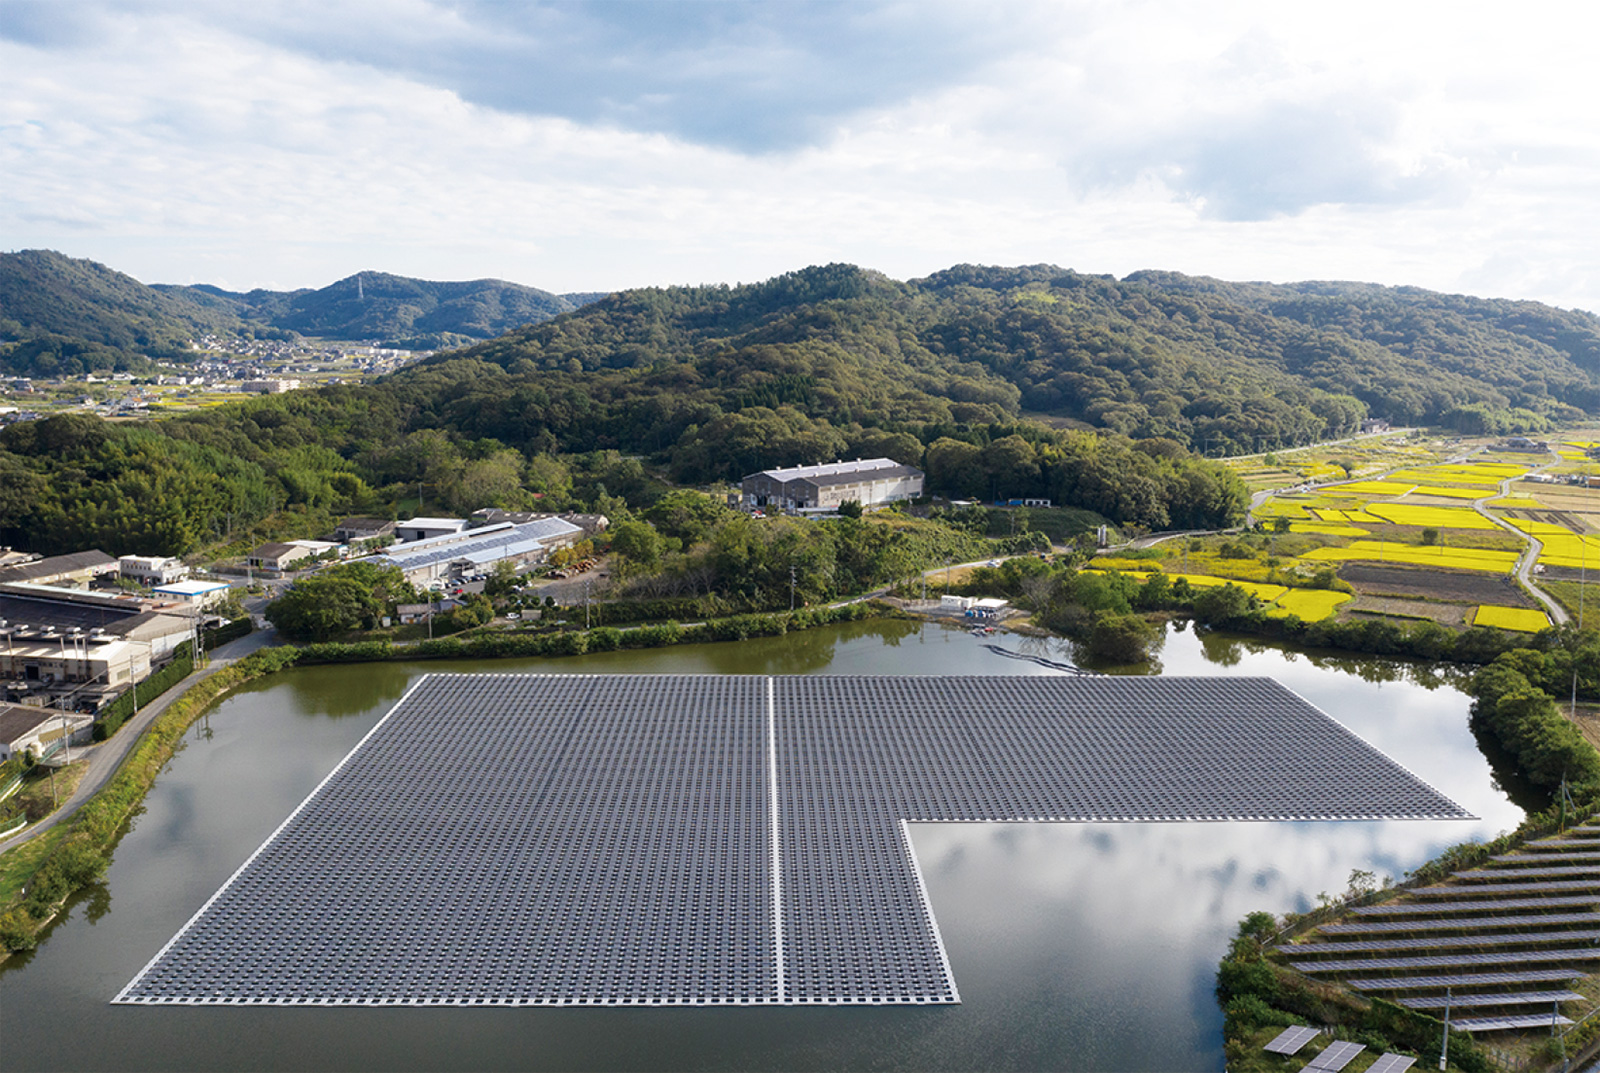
[117,674,1466,1007]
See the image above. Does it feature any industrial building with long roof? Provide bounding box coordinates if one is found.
[740,457,923,511]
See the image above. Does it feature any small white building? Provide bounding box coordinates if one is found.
[248,542,315,574]
[395,518,469,543]
[152,579,232,609]
[119,555,189,586]
[0,704,93,763]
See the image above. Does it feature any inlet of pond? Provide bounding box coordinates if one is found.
[0,619,1525,1071]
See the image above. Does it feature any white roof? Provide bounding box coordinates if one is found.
[400,517,467,530]
[747,458,910,482]
[153,580,230,596]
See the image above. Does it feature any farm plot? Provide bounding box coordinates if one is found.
[1472,604,1551,632]
[1266,589,1351,620]
[1408,485,1493,500]
[1346,596,1472,627]
[1300,541,1519,572]
[1289,523,1369,536]
[1322,480,1416,497]
[1363,504,1498,530]
[1338,563,1535,606]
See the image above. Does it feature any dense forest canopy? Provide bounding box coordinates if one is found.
[3,259,1598,558]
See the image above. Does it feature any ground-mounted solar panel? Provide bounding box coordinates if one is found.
[1353,897,1600,916]
[1365,1054,1417,1073]
[1305,1040,1366,1071]
[116,673,1468,1007]
[1263,1024,1320,1054]
[1320,913,1600,934]
[1346,970,1584,991]
[1284,929,1600,954]
[1396,989,1584,1009]
[1293,950,1600,974]
[1410,879,1600,895]
[1453,1013,1573,1032]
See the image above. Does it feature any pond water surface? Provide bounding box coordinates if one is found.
[0,619,1523,1071]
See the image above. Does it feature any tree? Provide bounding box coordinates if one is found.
[608,518,664,575]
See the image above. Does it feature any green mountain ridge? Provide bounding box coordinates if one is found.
[0,250,597,375]
[453,261,1600,450]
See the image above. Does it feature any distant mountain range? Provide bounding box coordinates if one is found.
[0,249,603,375]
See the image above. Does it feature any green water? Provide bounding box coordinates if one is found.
[0,619,1521,1070]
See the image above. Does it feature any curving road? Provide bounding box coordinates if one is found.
[1472,457,1569,626]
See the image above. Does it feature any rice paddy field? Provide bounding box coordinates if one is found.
[1471,604,1551,632]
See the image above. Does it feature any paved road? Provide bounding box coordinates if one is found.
[1472,458,1570,626]
[0,628,276,856]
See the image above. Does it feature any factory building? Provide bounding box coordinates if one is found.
[740,458,924,512]
[366,519,584,586]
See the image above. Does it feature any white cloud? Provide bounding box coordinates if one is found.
[2,0,1598,312]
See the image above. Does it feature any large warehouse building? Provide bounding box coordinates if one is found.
[366,518,584,585]
[740,458,924,512]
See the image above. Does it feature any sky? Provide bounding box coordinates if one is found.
[4,0,1599,311]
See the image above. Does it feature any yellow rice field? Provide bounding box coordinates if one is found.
[1489,496,1544,510]
[1386,468,1504,487]
[1472,605,1550,632]
[1411,485,1493,500]
[1290,523,1370,536]
[1300,541,1520,572]
[1323,480,1417,497]
[1267,589,1352,620]
[1363,504,1497,529]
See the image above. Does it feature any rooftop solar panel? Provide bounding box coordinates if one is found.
[115,673,1468,1007]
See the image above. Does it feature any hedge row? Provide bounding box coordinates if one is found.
[92,642,195,741]
[295,603,881,665]
[203,617,252,650]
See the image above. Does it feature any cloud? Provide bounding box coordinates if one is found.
[171,0,1037,154]
[2,1,1599,312]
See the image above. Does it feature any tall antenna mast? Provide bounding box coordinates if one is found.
[356,273,364,301]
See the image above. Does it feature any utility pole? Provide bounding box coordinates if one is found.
[1439,986,1450,1070]
[584,579,591,630]
[790,564,797,611]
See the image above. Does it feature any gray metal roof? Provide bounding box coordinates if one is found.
[115,673,1467,1008]
[0,550,116,584]
[744,457,922,486]
[368,518,580,574]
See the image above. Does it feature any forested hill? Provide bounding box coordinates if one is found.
[156,271,582,351]
[0,250,597,374]
[457,262,1600,446]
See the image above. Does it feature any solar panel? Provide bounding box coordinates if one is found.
[1456,866,1600,879]
[1365,1054,1417,1073]
[1263,1025,1319,1054]
[1452,1013,1573,1032]
[1283,929,1600,954]
[1347,970,1583,991]
[1411,880,1600,894]
[1353,897,1600,915]
[1305,1040,1365,1071]
[1397,990,1584,1009]
[115,674,1469,1007]
[1320,912,1600,934]
[1494,852,1600,861]
[1293,950,1600,974]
